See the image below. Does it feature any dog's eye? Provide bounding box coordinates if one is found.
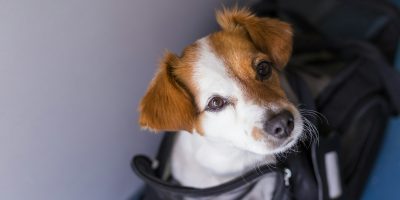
[206,96,227,112]
[256,61,272,80]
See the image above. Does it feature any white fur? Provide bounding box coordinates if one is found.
[171,38,303,196]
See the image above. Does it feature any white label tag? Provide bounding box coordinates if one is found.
[325,151,342,199]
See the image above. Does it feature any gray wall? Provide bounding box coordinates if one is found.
[0,1,251,199]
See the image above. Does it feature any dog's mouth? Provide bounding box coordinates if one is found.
[264,134,295,149]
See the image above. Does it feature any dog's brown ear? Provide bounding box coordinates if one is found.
[216,8,293,69]
[139,52,196,132]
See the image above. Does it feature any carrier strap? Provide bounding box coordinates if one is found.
[132,154,283,198]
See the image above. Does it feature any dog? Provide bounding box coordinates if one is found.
[138,8,303,197]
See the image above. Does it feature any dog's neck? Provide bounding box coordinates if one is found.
[171,131,276,188]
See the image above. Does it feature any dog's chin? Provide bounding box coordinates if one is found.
[246,129,302,156]
[267,137,297,155]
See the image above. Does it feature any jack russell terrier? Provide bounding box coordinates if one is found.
[138,7,304,196]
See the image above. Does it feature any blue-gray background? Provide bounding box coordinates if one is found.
[0,1,252,199]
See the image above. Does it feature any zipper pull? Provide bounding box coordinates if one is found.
[284,168,292,186]
[151,159,159,169]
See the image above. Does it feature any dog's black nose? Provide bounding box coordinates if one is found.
[264,110,294,138]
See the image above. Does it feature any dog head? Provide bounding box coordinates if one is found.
[139,8,303,155]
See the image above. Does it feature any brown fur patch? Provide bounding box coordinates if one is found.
[208,30,286,105]
[193,113,205,135]
[251,127,264,141]
[209,8,292,105]
[216,8,293,69]
[139,44,199,132]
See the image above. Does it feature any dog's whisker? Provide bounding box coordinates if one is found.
[256,161,262,173]
[301,116,320,146]
[299,108,329,125]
